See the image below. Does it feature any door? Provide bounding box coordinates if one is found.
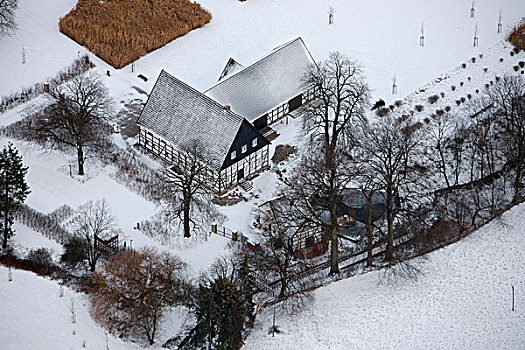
[288,94,303,112]
[237,168,244,181]
[254,114,268,130]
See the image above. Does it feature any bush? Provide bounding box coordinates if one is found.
[451,85,456,91]
[415,105,424,112]
[520,61,525,68]
[27,248,54,273]
[440,92,445,98]
[59,0,212,69]
[471,57,476,63]
[61,236,88,268]
[444,105,451,112]
[461,63,467,68]
[394,100,403,107]
[427,95,439,104]
[507,20,525,51]
[272,145,297,164]
[500,57,504,62]
[376,107,390,117]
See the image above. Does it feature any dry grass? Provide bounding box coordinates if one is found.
[60,0,212,69]
[508,18,525,51]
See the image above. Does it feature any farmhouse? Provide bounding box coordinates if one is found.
[137,38,317,194]
[137,70,270,194]
[205,37,316,130]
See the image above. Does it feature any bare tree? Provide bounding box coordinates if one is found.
[299,51,370,274]
[249,203,313,311]
[91,247,186,345]
[360,114,429,261]
[0,0,17,36]
[33,72,112,176]
[159,139,221,238]
[70,199,120,272]
[427,112,468,188]
[485,75,525,202]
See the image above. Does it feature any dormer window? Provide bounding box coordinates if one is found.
[252,138,258,147]
[231,150,236,160]
[241,144,247,153]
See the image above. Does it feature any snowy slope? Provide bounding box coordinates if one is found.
[244,202,525,350]
[1,0,524,103]
[0,265,144,350]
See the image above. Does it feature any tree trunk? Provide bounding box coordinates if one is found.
[183,197,191,238]
[366,193,374,267]
[2,171,9,249]
[512,157,523,203]
[385,189,394,261]
[89,261,96,272]
[329,224,340,274]
[77,142,85,176]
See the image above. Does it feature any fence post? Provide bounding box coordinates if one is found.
[211,223,217,234]
[232,231,237,241]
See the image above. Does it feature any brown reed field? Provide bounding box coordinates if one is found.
[508,18,525,51]
[59,0,212,69]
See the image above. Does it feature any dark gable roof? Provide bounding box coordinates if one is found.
[221,119,270,170]
[205,37,316,122]
[137,70,245,169]
[218,57,245,81]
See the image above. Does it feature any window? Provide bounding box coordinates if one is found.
[241,144,247,153]
[305,236,315,248]
[252,138,258,147]
[230,150,236,160]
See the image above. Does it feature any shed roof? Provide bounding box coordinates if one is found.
[137,70,245,169]
[205,37,316,121]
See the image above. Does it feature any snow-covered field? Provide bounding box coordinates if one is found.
[244,202,525,349]
[0,265,144,350]
[1,0,523,102]
[1,0,525,348]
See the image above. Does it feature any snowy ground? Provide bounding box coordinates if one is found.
[0,265,144,350]
[1,0,525,348]
[244,202,525,350]
[1,0,524,103]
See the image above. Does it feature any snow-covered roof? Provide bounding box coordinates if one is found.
[218,57,245,81]
[205,37,316,121]
[137,70,244,169]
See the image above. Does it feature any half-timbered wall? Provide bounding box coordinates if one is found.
[219,145,269,191]
[261,86,316,126]
[139,127,269,194]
